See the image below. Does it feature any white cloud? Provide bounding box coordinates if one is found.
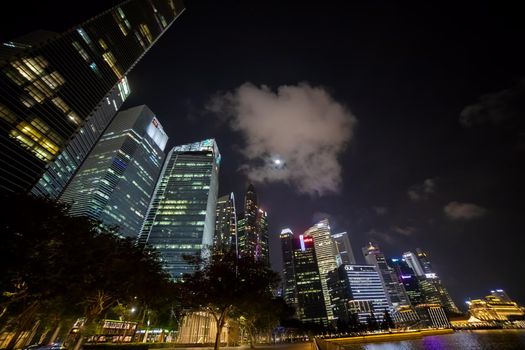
[393,226,416,236]
[208,82,357,196]
[408,178,436,201]
[444,201,487,220]
[373,206,388,215]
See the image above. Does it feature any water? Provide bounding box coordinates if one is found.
[340,330,525,350]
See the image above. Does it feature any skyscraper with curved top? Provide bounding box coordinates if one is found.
[138,139,220,280]
[0,0,184,196]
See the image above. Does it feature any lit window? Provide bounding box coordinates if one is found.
[22,57,47,75]
[76,28,92,45]
[139,24,153,44]
[72,41,90,62]
[102,52,122,78]
[98,38,108,50]
[11,61,36,81]
[51,97,69,113]
[4,67,25,85]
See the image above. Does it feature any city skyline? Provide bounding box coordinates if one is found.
[1,0,524,308]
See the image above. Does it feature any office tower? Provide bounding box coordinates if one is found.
[215,193,237,253]
[280,229,297,310]
[363,243,409,308]
[237,184,269,262]
[293,234,328,325]
[305,218,338,320]
[390,258,424,305]
[416,248,433,274]
[402,251,425,277]
[415,304,450,328]
[328,265,390,324]
[257,208,270,264]
[0,0,184,196]
[238,184,257,256]
[331,231,357,265]
[138,139,220,280]
[418,276,461,315]
[59,105,167,237]
[404,248,460,315]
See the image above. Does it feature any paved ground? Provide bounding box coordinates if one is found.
[152,343,314,350]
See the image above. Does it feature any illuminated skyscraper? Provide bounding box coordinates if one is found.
[402,251,425,277]
[305,218,338,320]
[280,228,297,309]
[293,234,328,325]
[416,248,433,274]
[138,139,220,280]
[237,184,269,262]
[0,0,184,196]
[328,264,390,324]
[215,193,237,253]
[363,243,409,308]
[60,105,167,238]
[331,231,357,265]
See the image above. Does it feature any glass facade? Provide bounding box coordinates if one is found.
[59,105,167,238]
[138,139,220,280]
[293,234,328,326]
[336,264,390,323]
[363,243,410,308]
[331,231,357,265]
[304,218,338,320]
[237,184,269,263]
[280,229,297,310]
[0,0,185,196]
[215,192,237,253]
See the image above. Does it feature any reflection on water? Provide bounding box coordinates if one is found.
[341,330,525,350]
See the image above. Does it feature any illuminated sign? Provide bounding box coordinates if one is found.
[425,273,437,279]
[344,265,354,271]
[303,237,313,243]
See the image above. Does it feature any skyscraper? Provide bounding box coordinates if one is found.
[59,105,167,238]
[402,251,425,277]
[256,208,270,264]
[280,228,297,308]
[363,243,410,308]
[305,218,338,320]
[237,184,269,262]
[215,193,237,253]
[331,231,357,265]
[238,184,258,258]
[0,0,184,196]
[416,248,433,275]
[138,139,220,280]
[328,264,390,324]
[292,234,328,325]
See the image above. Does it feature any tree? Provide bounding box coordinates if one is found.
[179,249,280,350]
[0,194,175,349]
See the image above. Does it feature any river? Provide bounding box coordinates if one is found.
[339,329,525,349]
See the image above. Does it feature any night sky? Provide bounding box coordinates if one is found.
[2,0,524,309]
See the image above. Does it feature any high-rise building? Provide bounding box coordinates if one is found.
[418,276,461,315]
[331,231,357,266]
[328,264,390,324]
[292,234,328,325]
[0,0,184,196]
[280,229,297,310]
[402,251,425,277]
[256,208,270,264]
[363,243,409,308]
[59,105,167,238]
[390,258,424,306]
[215,193,237,253]
[138,139,220,280]
[237,184,269,263]
[416,248,433,275]
[305,218,338,320]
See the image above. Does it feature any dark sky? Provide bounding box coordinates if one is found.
[2,0,525,309]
